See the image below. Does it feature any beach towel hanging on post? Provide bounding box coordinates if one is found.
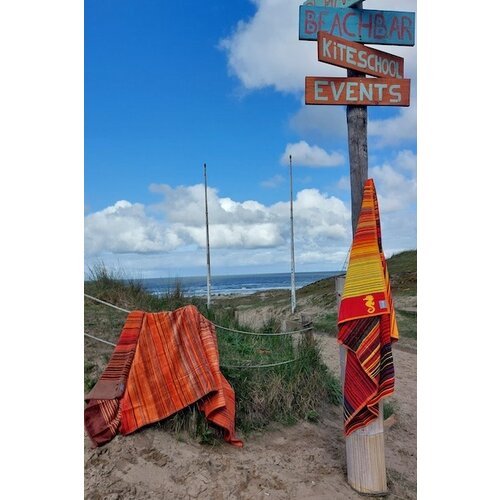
[337,178,399,436]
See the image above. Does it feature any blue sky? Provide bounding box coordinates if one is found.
[84,0,417,278]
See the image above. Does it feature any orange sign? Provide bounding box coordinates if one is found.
[305,76,410,106]
[318,32,404,79]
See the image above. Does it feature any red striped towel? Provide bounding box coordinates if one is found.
[84,305,243,447]
[337,179,399,436]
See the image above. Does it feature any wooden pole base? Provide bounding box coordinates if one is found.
[336,275,388,495]
[345,408,387,495]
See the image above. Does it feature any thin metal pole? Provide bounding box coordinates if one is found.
[289,155,296,314]
[203,163,212,309]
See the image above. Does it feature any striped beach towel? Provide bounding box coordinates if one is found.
[84,305,243,448]
[337,178,399,436]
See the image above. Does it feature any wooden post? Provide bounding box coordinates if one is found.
[341,4,387,493]
[336,249,387,493]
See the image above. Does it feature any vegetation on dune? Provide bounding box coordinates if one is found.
[84,264,342,444]
[84,250,416,441]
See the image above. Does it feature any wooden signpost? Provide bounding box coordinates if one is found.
[299,5,415,46]
[318,32,405,79]
[305,76,410,106]
[299,0,415,495]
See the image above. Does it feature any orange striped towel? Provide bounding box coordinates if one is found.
[84,305,243,447]
[337,178,398,436]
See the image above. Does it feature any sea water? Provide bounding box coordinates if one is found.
[137,271,342,297]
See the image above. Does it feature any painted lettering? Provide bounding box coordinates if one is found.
[305,10,317,34]
[345,82,357,101]
[367,54,376,72]
[318,11,329,32]
[359,81,373,101]
[305,76,410,106]
[346,46,356,65]
[373,82,388,100]
[300,7,415,46]
[322,38,332,58]
[374,13,387,40]
[330,81,346,100]
[357,50,367,70]
[388,60,396,77]
[342,11,356,38]
[330,13,342,36]
[389,84,402,103]
[314,80,329,101]
[401,16,413,42]
[358,14,373,39]
[336,42,347,61]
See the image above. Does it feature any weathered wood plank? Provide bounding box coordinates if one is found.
[318,32,405,79]
[305,76,410,106]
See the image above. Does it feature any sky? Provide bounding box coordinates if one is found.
[84,0,417,279]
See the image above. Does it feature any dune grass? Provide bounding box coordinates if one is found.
[84,265,342,443]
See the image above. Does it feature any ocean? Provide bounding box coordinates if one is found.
[138,271,343,297]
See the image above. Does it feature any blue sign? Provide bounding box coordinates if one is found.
[299,6,415,46]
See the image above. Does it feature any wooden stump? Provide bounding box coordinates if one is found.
[336,275,388,495]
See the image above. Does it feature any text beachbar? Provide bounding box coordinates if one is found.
[299,6,415,46]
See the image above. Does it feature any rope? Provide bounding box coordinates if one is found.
[220,358,299,369]
[83,332,300,369]
[84,294,131,314]
[84,333,117,347]
[83,293,313,336]
[83,293,306,369]
[213,323,312,336]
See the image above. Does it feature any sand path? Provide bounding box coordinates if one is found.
[85,333,417,499]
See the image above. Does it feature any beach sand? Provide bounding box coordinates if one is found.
[84,326,416,499]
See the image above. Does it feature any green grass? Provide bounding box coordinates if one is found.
[383,399,399,420]
[85,264,342,442]
[312,312,338,334]
[386,250,416,275]
[395,309,417,339]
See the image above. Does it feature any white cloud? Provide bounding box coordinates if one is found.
[222,1,417,146]
[369,104,417,148]
[84,200,183,255]
[370,150,417,212]
[219,0,347,94]
[219,0,417,94]
[85,184,352,259]
[85,151,416,275]
[281,140,345,167]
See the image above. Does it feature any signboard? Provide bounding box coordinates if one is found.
[299,6,415,46]
[305,76,410,106]
[318,32,404,79]
[303,0,364,7]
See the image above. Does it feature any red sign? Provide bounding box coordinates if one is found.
[318,32,404,79]
[305,76,410,106]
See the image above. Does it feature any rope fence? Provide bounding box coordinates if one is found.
[84,293,312,369]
